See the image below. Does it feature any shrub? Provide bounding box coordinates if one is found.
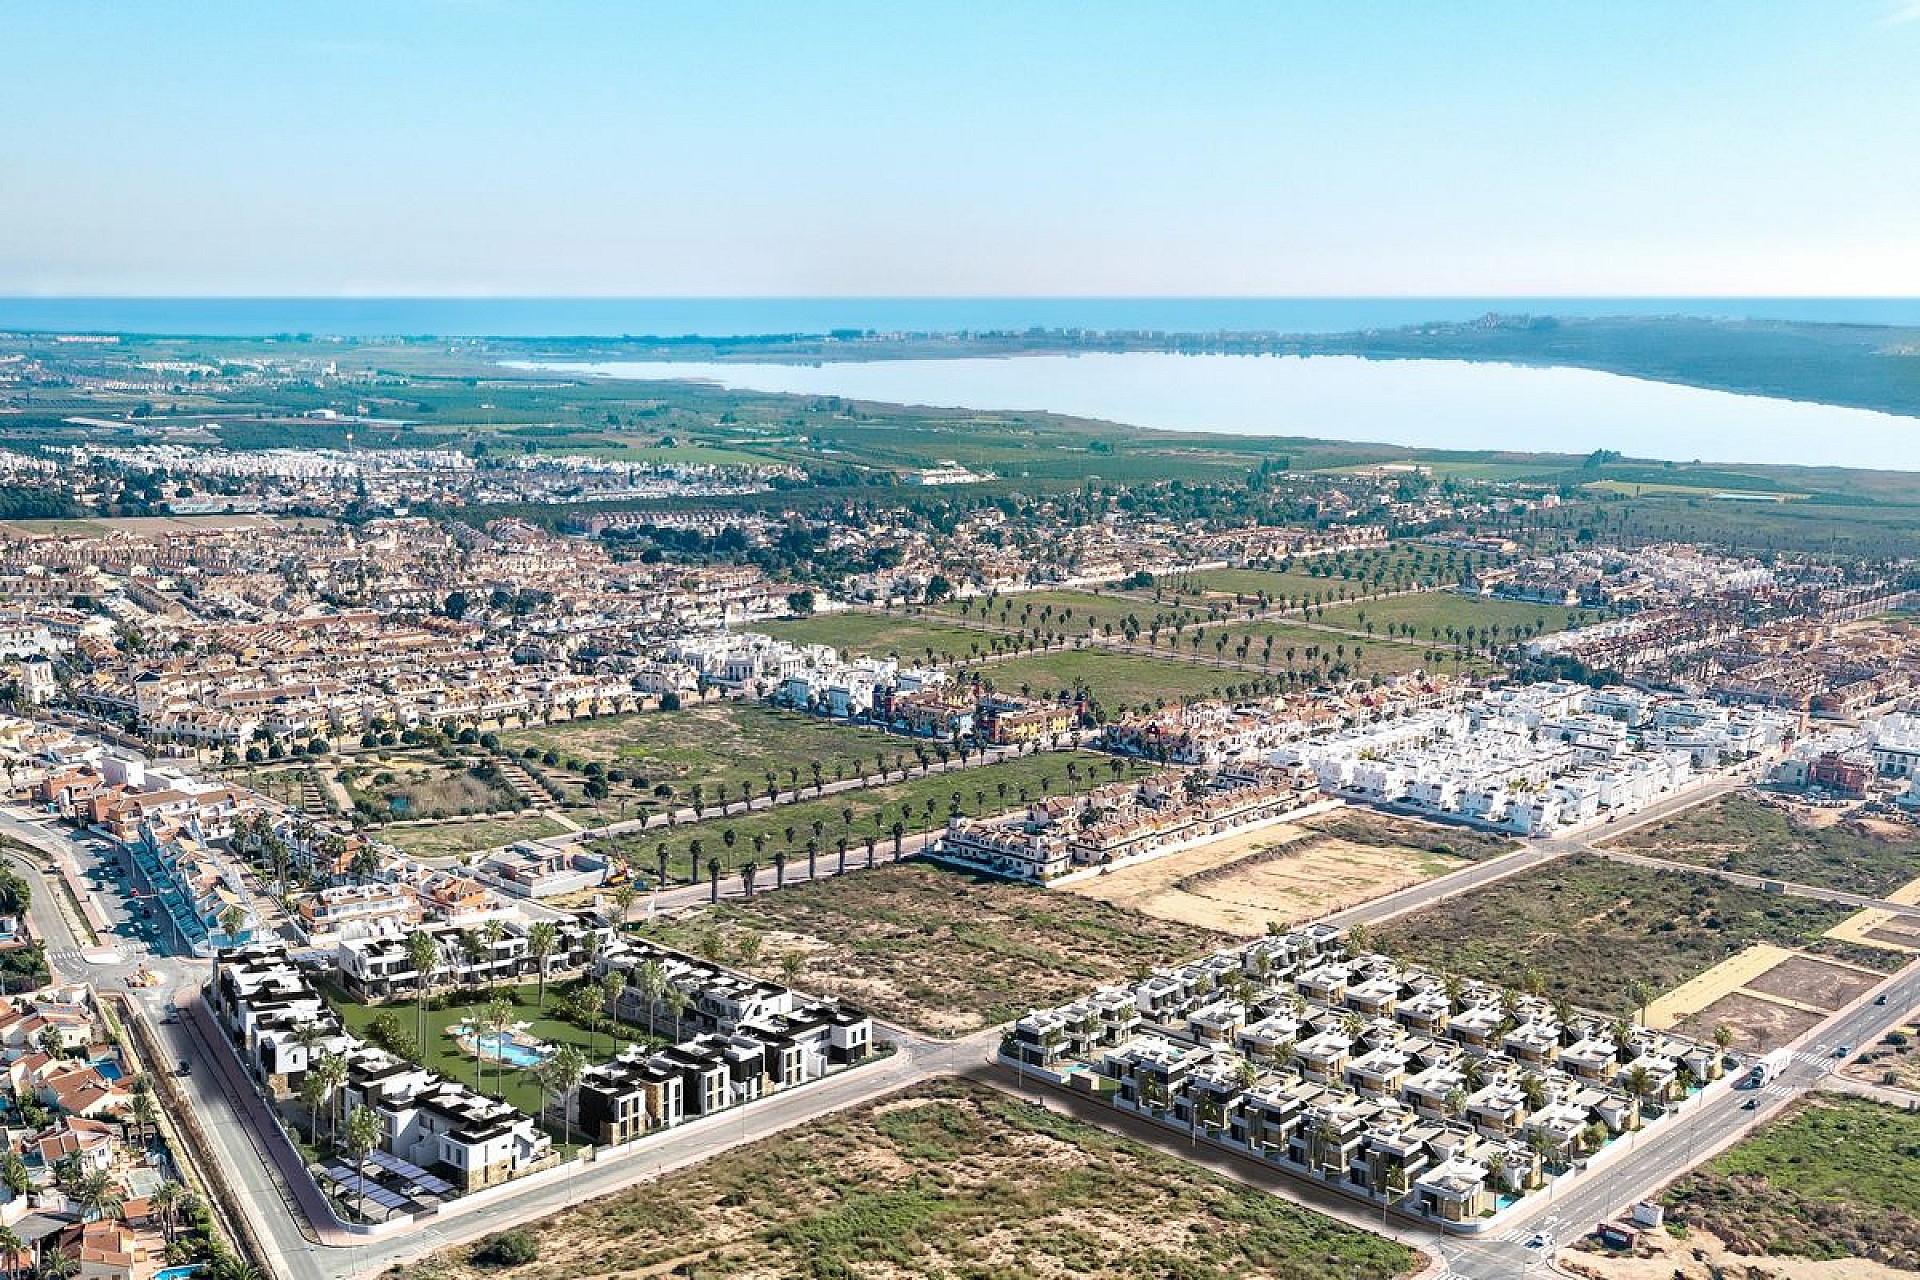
[472,1229,539,1267]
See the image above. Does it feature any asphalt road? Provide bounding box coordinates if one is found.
[11,749,1917,1280]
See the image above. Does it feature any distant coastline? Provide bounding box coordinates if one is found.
[3,296,1920,338]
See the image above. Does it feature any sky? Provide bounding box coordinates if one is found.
[2,1,1917,297]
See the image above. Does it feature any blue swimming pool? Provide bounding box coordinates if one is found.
[92,1059,123,1082]
[154,1265,206,1280]
[473,1032,551,1069]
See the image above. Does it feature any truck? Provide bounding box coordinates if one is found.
[1747,1048,1791,1088]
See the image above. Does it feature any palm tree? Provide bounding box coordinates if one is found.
[295,1066,328,1144]
[73,1170,123,1223]
[778,951,804,988]
[483,919,507,989]
[151,1182,182,1246]
[483,995,514,1097]
[664,986,692,1043]
[635,959,667,1038]
[539,1044,589,1148]
[0,1227,26,1280]
[405,928,439,1049]
[707,856,721,903]
[611,880,639,929]
[345,1105,382,1221]
[526,921,559,1009]
[600,971,625,1050]
[315,1052,349,1144]
[128,1086,160,1150]
[735,932,764,968]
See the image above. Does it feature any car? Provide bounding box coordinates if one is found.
[1876,994,1889,1005]
[1742,1098,1759,1109]
[176,1059,191,1076]
[1525,1234,1552,1250]
[1835,1045,1852,1058]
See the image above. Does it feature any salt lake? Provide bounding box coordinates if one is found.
[515,352,1920,471]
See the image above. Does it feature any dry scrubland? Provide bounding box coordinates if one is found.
[1610,792,1920,898]
[1372,854,1890,1016]
[389,1080,1419,1280]
[637,861,1226,1036]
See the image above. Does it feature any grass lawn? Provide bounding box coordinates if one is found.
[608,749,1126,885]
[1207,620,1447,679]
[328,980,658,1118]
[1373,854,1861,1016]
[1664,1096,1920,1268]
[754,611,994,663]
[973,648,1241,714]
[935,588,1210,638]
[639,861,1226,1036]
[380,815,569,858]
[1315,592,1589,643]
[503,703,905,805]
[1611,793,1920,898]
[394,1079,1419,1280]
[1149,544,1479,609]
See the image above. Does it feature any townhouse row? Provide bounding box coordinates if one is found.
[1007,931,1723,1226]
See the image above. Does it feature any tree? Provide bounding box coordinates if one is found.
[735,932,764,968]
[345,1105,382,1221]
[635,958,667,1038]
[483,995,514,1097]
[73,1170,123,1223]
[0,1227,26,1280]
[665,985,692,1042]
[406,929,439,1052]
[527,921,559,1009]
[314,1052,348,1143]
[538,1045,588,1149]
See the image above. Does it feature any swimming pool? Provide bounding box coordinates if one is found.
[154,1265,206,1280]
[91,1059,123,1081]
[472,1031,551,1069]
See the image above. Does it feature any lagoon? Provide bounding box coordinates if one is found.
[517,352,1920,471]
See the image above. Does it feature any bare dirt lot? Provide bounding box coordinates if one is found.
[1868,920,1920,949]
[1742,954,1878,1011]
[1560,1226,1910,1280]
[1062,809,1495,936]
[1671,991,1824,1056]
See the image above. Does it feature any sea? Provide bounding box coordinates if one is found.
[1,296,1919,338]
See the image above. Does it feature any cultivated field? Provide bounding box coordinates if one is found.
[1611,792,1920,898]
[393,1080,1419,1280]
[1065,809,1512,936]
[1660,1097,1920,1271]
[1373,855,1864,1016]
[637,861,1226,1036]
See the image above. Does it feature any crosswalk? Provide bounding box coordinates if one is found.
[1491,1213,1561,1245]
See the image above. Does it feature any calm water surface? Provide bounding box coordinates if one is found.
[516,352,1920,470]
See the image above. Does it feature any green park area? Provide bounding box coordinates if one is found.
[503,702,907,809]
[1315,592,1589,644]
[608,749,1123,884]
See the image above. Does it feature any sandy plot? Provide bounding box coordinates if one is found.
[1063,823,1457,936]
[1868,922,1920,950]
[1742,954,1879,1011]
[1823,907,1920,954]
[1559,1226,1911,1280]
[1642,943,1795,1029]
[1670,991,1824,1055]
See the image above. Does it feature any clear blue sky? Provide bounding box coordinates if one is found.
[3,1,1916,296]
